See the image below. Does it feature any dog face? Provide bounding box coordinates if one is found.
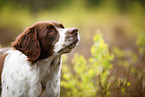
[12,21,79,61]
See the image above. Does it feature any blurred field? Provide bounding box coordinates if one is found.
[0,0,145,96]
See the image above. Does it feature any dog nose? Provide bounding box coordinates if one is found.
[68,28,78,36]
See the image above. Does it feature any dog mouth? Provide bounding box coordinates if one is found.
[58,38,79,54]
[66,39,78,49]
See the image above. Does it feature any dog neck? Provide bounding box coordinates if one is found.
[36,55,61,80]
[36,55,62,97]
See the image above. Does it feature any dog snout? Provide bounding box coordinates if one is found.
[68,28,78,36]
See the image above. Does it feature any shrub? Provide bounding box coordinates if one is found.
[60,32,145,97]
[61,33,114,97]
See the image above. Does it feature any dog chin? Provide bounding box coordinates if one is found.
[60,48,72,54]
[58,39,78,54]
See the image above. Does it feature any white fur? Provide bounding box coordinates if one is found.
[54,28,78,54]
[54,28,67,54]
[2,49,61,97]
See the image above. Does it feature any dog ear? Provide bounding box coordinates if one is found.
[12,27,41,61]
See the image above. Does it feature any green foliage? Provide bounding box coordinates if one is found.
[111,38,145,96]
[61,32,145,97]
[61,33,114,97]
[136,31,145,54]
[112,47,138,69]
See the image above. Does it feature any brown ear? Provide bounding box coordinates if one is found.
[12,27,41,61]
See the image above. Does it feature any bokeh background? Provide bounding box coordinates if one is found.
[0,0,145,97]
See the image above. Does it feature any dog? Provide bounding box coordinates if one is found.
[0,21,80,97]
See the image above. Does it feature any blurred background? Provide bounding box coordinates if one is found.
[0,0,145,96]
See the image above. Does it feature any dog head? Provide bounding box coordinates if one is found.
[12,21,80,61]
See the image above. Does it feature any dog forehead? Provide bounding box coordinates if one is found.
[32,21,64,29]
[49,21,64,28]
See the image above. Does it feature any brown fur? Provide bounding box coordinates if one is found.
[0,48,10,92]
[12,21,64,62]
[0,48,10,76]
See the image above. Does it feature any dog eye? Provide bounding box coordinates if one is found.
[48,29,54,34]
